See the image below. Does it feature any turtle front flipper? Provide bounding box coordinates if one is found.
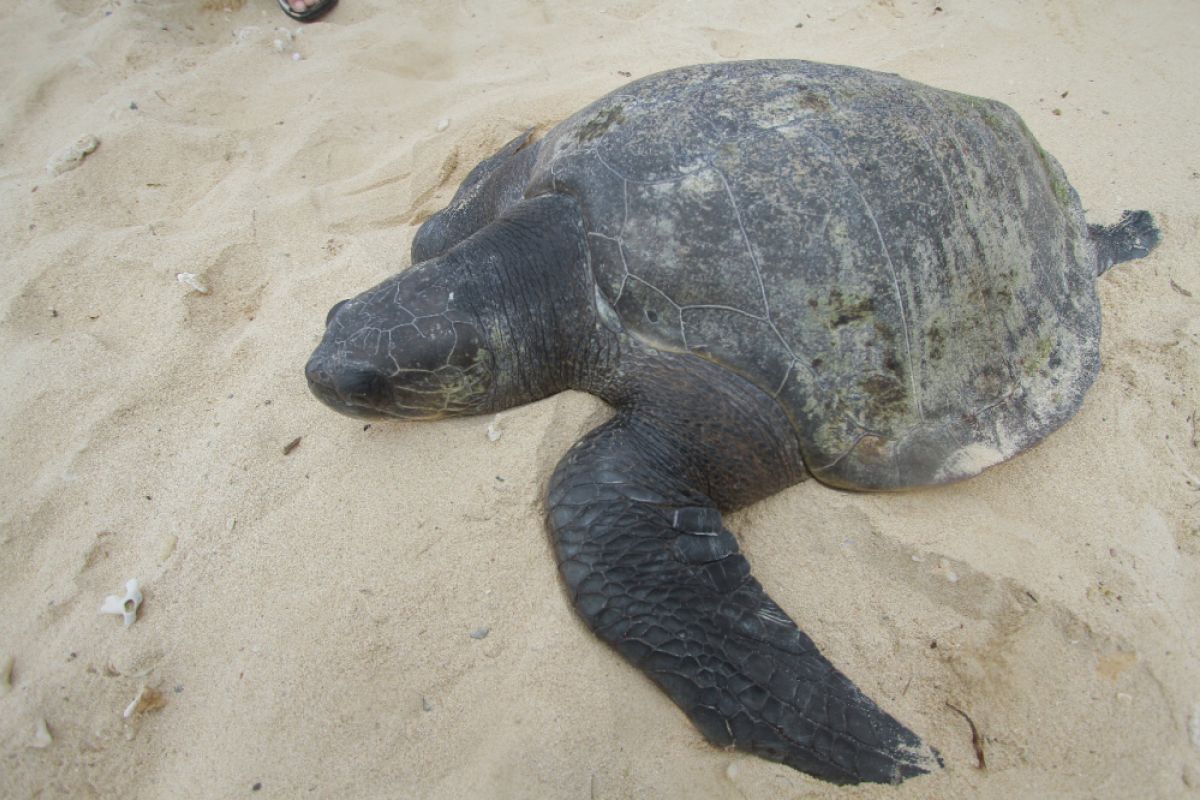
[549,351,940,784]
[411,130,542,262]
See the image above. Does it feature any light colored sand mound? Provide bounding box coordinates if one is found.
[1,1,1197,797]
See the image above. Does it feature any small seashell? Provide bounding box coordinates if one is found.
[31,718,52,749]
[176,272,209,294]
[46,134,100,175]
[486,415,502,442]
[99,579,143,627]
[469,626,490,640]
[436,118,450,132]
[233,26,262,44]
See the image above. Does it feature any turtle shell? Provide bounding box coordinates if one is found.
[525,60,1098,490]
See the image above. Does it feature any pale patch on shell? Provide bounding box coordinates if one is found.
[933,442,1006,483]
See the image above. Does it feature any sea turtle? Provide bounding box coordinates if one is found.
[304,60,1159,784]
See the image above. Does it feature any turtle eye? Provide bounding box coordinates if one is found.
[325,299,350,327]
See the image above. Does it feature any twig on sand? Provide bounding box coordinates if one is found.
[946,701,986,770]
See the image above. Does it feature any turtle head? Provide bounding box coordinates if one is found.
[307,194,601,422]
[305,262,495,421]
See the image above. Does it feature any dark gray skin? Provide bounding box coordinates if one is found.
[305,61,1159,784]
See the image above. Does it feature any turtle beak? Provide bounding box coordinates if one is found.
[304,352,391,419]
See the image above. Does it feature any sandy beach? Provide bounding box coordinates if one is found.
[1,0,1198,797]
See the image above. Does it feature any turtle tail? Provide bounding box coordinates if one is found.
[1088,210,1161,276]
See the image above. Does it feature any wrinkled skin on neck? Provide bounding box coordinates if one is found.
[305,195,599,421]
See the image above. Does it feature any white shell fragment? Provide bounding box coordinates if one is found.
[123,685,166,718]
[176,272,209,294]
[100,579,143,627]
[486,415,503,442]
[233,25,262,45]
[936,557,960,584]
[436,118,450,132]
[46,134,100,175]
[271,27,293,51]
[31,717,52,749]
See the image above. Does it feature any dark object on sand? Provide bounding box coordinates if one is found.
[306,60,1158,784]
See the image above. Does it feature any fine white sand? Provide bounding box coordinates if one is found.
[2,1,1198,797]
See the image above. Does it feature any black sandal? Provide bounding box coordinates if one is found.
[277,0,338,22]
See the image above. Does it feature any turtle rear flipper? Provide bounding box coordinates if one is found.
[548,349,941,785]
[1089,210,1161,275]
